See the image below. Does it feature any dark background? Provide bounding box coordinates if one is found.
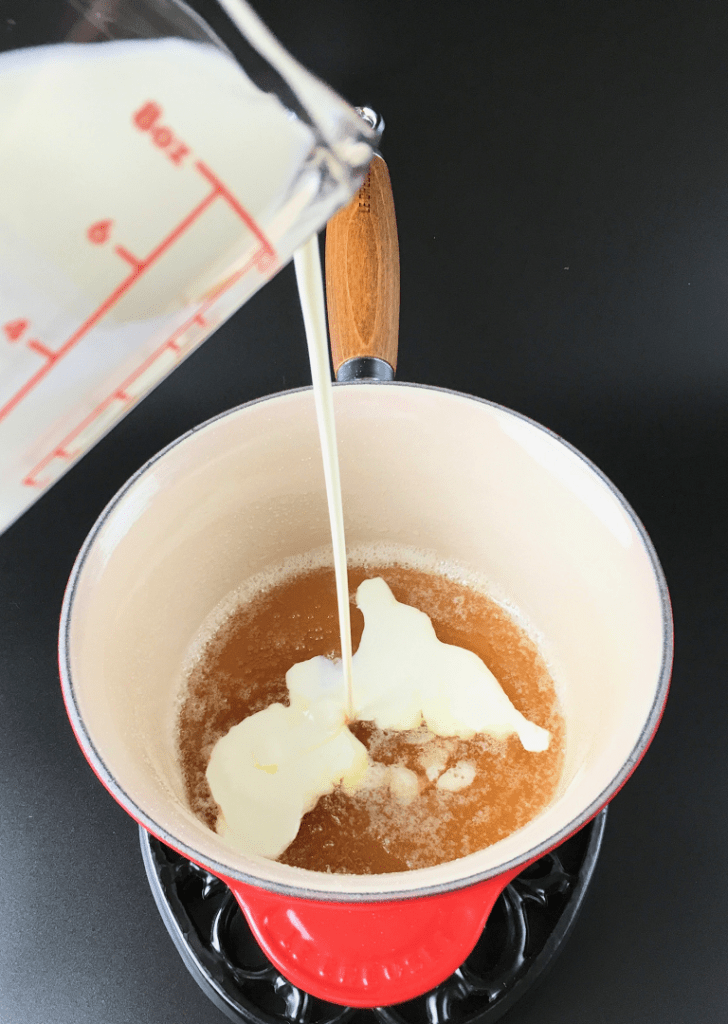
[1,1,727,1021]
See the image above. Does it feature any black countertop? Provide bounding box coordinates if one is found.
[2,2,727,1021]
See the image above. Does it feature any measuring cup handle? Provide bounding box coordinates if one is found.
[325,154,399,380]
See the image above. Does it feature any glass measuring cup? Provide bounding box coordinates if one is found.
[0,0,375,535]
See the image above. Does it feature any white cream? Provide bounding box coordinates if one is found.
[351,578,550,750]
[206,669,368,858]
[294,239,354,715]
[206,577,550,859]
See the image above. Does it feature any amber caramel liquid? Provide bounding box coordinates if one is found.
[176,563,565,874]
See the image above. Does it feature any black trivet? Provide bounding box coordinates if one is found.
[140,809,606,1024]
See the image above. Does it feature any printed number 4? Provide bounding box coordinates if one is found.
[3,319,29,342]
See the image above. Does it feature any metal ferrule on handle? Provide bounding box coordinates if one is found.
[336,355,394,382]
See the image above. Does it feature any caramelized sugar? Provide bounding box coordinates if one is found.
[177,564,564,873]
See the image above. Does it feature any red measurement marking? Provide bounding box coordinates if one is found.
[151,125,173,148]
[114,245,143,271]
[4,160,276,429]
[27,340,60,364]
[133,101,190,168]
[87,219,113,245]
[133,101,161,131]
[255,250,276,273]
[169,143,190,166]
[3,318,29,342]
[23,238,273,489]
[196,160,275,258]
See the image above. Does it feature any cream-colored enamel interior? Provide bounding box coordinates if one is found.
[63,384,668,897]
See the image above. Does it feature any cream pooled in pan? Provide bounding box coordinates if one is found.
[206,577,550,859]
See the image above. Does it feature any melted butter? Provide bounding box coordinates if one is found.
[206,577,550,859]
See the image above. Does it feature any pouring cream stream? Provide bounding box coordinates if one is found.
[205,235,549,860]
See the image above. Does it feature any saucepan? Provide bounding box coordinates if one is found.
[59,154,672,1008]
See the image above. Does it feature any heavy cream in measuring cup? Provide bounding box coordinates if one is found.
[0,38,365,533]
[0,38,315,323]
[206,577,550,859]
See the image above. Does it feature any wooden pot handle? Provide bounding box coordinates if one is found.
[325,153,399,378]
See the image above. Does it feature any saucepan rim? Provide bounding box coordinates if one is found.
[59,381,673,901]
